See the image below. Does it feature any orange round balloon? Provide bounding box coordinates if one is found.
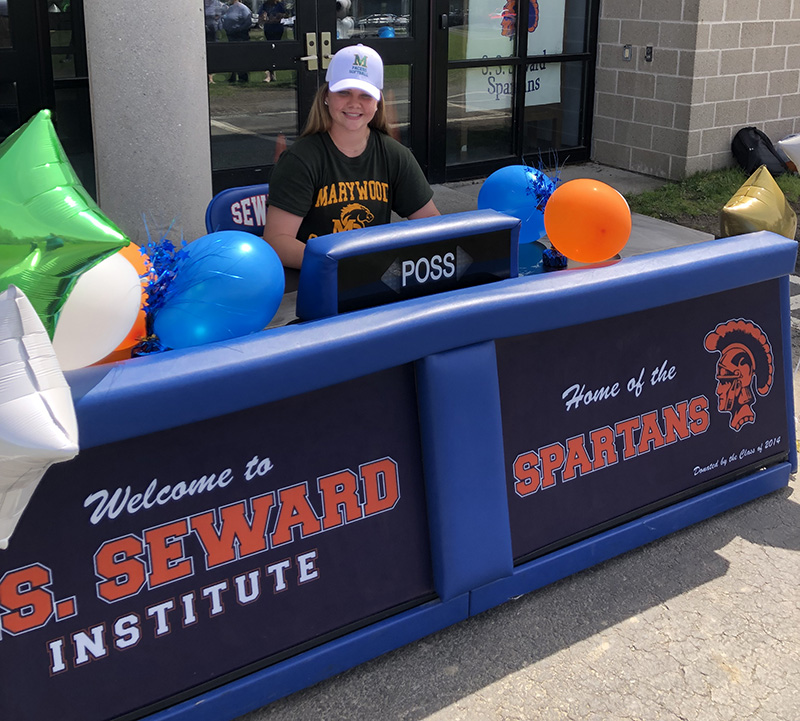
[543,179,632,263]
[112,243,147,352]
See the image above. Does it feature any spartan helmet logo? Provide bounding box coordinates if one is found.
[704,319,774,431]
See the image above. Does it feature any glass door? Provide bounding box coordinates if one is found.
[0,0,94,193]
[206,0,430,193]
[428,0,598,183]
[0,0,19,141]
[1,1,55,142]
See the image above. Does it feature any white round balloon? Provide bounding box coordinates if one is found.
[53,252,143,370]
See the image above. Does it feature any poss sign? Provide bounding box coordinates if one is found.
[336,228,514,314]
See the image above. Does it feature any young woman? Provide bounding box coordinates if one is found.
[263,44,439,269]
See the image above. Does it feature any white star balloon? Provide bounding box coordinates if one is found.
[0,285,78,549]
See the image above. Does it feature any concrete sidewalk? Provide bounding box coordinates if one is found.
[240,165,800,721]
[239,474,799,721]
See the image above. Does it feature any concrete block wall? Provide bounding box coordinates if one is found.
[593,0,800,180]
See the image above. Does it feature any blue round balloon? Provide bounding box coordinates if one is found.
[154,231,285,349]
[477,165,554,244]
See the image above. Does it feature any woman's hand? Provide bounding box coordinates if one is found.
[263,206,306,269]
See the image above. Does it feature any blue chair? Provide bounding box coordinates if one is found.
[205,183,301,294]
[205,183,270,235]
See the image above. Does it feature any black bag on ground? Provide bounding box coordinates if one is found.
[731,126,788,176]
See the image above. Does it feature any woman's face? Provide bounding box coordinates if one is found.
[326,88,378,135]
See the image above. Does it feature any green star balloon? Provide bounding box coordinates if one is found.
[0,110,129,337]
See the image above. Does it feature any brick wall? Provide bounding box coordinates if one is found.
[593,0,800,179]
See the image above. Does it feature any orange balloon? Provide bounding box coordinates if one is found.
[119,241,148,276]
[543,179,632,263]
[112,243,148,353]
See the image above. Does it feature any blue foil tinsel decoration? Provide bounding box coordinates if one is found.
[525,168,558,213]
[522,151,563,215]
[131,217,188,357]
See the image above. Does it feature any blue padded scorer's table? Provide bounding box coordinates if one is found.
[0,222,795,721]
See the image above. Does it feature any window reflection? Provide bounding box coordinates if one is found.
[547,0,589,56]
[220,0,257,43]
[523,60,584,154]
[208,65,411,172]
[447,67,513,164]
[54,85,95,196]
[447,0,515,61]
[49,1,75,78]
[0,0,9,49]
[342,0,410,40]
[0,82,18,142]
[258,0,292,42]
[206,0,296,43]
[382,65,410,146]
[209,69,298,171]
[447,0,581,59]
[527,0,566,56]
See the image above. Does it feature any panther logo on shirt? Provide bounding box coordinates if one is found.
[333,203,375,232]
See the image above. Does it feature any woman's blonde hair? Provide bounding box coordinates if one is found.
[301,84,390,137]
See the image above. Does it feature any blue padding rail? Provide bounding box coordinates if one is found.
[416,342,513,600]
[70,230,796,450]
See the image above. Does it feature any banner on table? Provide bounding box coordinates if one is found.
[0,366,433,721]
[496,280,789,562]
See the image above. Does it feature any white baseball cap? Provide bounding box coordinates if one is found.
[326,44,383,101]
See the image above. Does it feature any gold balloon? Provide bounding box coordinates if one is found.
[720,165,797,240]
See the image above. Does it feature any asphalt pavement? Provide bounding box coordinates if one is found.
[238,164,800,721]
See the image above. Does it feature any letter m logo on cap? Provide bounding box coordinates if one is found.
[353,54,368,68]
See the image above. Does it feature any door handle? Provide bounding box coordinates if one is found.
[321,32,332,70]
[303,33,319,70]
